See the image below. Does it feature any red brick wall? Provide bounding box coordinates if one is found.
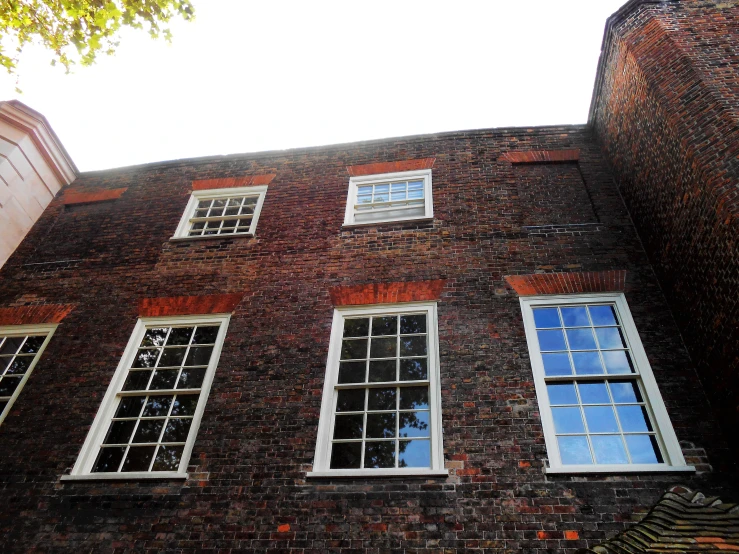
[0,125,734,552]
[590,0,739,460]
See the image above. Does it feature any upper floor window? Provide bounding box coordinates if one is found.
[172,186,267,239]
[343,169,433,226]
[0,325,56,424]
[308,303,446,477]
[519,293,691,474]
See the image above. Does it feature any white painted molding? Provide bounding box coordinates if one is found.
[0,100,77,269]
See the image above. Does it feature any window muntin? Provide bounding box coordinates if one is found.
[67,315,229,478]
[520,294,689,472]
[172,185,267,239]
[344,170,432,226]
[0,326,55,424]
[310,303,445,477]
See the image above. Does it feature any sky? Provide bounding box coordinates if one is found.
[0,1,626,172]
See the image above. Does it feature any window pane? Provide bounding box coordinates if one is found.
[591,435,628,464]
[552,407,585,433]
[338,361,366,384]
[602,351,634,374]
[141,328,168,347]
[121,446,156,471]
[20,336,45,354]
[371,316,397,336]
[400,315,426,334]
[334,414,364,439]
[133,349,159,368]
[341,339,367,360]
[133,420,165,443]
[616,406,652,432]
[167,327,194,346]
[537,330,566,351]
[561,307,589,327]
[170,395,198,416]
[162,418,193,442]
[399,387,429,410]
[159,348,186,367]
[596,327,626,349]
[149,369,178,390]
[177,368,206,389]
[625,435,662,464]
[0,377,21,396]
[367,388,396,411]
[142,396,173,417]
[92,447,126,473]
[336,389,364,412]
[584,406,619,433]
[533,308,561,329]
[6,357,31,375]
[400,358,427,381]
[589,305,618,326]
[398,440,430,468]
[368,360,395,382]
[115,396,146,418]
[185,346,213,366]
[566,329,597,350]
[547,383,577,405]
[364,442,395,468]
[400,336,426,357]
[0,337,23,355]
[152,445,185,471]
[123,370,151,391]
[103,420,136,444]
[542,353,572,376]
[572,352,604,374]
[370,338,396,358]
[330,442,361,469]
[343,318,369,338]
[193,326,219,344]
[366,413,396,438]
[609,381,642,403]
[399,411,429,438]
[558,436,592,465]
[578,382,610,404]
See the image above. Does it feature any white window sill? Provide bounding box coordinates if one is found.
[545,464,695,475]
[170,233,255,242]
[307,469,449,478]
[342,217,434,229]
[61,472,188,481]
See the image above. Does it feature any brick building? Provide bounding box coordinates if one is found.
[0,0,736,552]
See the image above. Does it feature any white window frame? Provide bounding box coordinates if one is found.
[520,293,693,474]
[0,324,57,425]
[171,185,268,240]
[308,302,447,478]
[62,313,230,481]
[343,169,433,226]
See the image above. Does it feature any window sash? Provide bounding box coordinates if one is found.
[67,314,230,478]
[344,170,433,226]
[310,303,446,477]
[520,293,689,472]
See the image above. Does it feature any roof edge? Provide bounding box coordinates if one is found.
[76,123,590,177]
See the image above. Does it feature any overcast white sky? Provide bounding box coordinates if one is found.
[0,1,625,172]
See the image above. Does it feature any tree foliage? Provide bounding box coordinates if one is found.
[0,0,195,76]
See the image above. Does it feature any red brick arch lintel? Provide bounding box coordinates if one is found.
[504,270,627,296]
[330,280,446,306]
[0,304,75,326]
[138,294,244,317]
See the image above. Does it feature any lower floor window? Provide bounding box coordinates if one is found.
[68,314,230,477]
[310,303,446,477]
[519,293,689,472]
[0,325,56,424]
